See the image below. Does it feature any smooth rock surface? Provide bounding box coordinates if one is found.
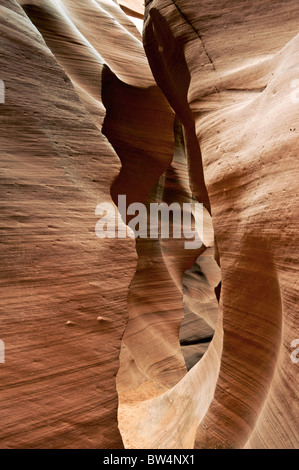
[1,0,298,450]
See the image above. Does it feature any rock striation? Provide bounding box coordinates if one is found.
[142,0,299,449]
[0,0,298,450]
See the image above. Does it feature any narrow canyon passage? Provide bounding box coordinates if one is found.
[0,0,298,450]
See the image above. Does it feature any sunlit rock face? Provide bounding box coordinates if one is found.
[180,247,221,370]
[0,0,298,450]
[143,0,299,449]
[0,0,142,449]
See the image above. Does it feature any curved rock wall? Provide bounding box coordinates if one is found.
[0,0,298,450]
[143,0,299,449]
[0,0,138,448]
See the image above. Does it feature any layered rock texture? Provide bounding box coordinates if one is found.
[0,0,298,449]
[0,0,139,448]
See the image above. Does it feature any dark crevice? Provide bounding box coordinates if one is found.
[180,335,214,347]
[171,0,216,70]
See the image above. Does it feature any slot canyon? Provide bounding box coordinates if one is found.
[0,0,298,449]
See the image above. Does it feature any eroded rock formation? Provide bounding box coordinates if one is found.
[0,0,298,450]
[0,0,139,448]
[141,0,299,449]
